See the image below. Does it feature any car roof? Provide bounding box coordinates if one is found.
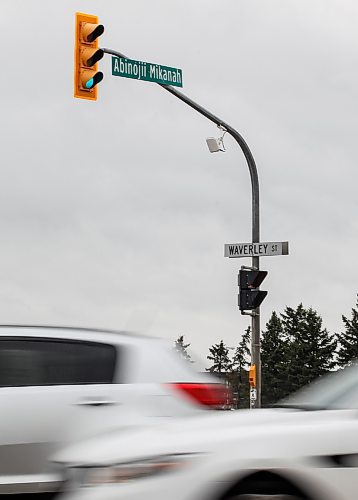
[0,325,162,346]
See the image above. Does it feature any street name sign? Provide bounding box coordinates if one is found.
[112,57,183,87]
[224,241,289,258]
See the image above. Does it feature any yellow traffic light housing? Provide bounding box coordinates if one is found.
[74,12,104,100]
[249,365,256,388]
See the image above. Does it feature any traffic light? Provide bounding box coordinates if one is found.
[249,365,256,388]
[238,269,268,312]
[74,12,105,100]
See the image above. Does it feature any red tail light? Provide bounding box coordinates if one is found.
[168,383,233,410]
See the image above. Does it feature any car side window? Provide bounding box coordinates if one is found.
[0,337,117,387]
[331,384,358,409]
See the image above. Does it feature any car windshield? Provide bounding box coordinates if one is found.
[277,362,358,410]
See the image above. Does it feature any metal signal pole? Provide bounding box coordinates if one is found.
[103,48,262,407]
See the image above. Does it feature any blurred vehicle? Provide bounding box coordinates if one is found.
[56,363,358,500]
[0,325,228,496]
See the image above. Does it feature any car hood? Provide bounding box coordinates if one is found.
[53,407,355,466]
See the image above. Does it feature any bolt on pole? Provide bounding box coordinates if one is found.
[102,48,262,408]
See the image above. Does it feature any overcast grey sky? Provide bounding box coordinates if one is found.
[1,0,357,361]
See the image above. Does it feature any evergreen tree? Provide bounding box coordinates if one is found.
[174,335,192,362]
[232,326,251,372]
[260,305,337,403]
[206,340,232,374]
[336,295,358,367]
[282,304,336,395]
[261,311,288,406]
[231,326,251,408]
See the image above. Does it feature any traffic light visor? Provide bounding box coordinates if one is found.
[239,270,268,289]
[81,70,103,89]
[239,290,267,311]
[81,48,104,67]
[82,23,104,43]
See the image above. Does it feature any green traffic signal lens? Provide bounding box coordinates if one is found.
[84,72,103,90]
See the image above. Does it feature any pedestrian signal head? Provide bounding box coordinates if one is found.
[238,269,268,312]
[74,13,105,100]
[249,365,256,388]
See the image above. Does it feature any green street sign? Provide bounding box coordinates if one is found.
[112,57,183,87]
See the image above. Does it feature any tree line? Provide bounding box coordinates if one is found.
[174,296,358,408]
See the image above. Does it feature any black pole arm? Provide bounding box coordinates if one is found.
[102,47,260,243]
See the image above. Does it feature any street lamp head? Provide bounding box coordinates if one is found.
[206,126,227,153]
[206,137,225,153]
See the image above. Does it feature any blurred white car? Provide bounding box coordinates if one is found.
[0,325,228,496]
[56,363,358,500]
